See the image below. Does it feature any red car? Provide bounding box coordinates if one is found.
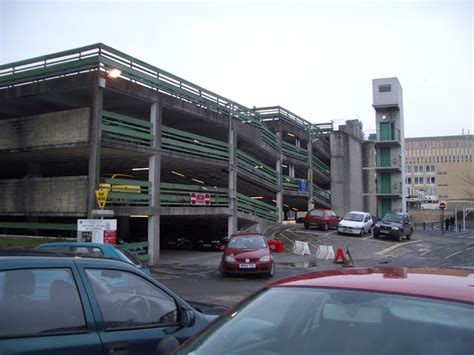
[219,233,275,277]
[304,208,341,230]
[171,267,474,355]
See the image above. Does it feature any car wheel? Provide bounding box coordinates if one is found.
[304,223,309,230]
[406,229,413,240]
[396,232,402,242]
[359,229,364,237]
[323,223,329,231]
[337,231,342,235]
[266,261,275,278]
[368,226,373,234]
[374,233,380,239]
[219,267,227,278]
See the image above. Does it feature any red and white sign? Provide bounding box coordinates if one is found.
[190,192,211,206]
[439,201,446,210]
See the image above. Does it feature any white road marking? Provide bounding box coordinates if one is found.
[362,235,373,240]
[444,251,462,259]
[466,247,474,251]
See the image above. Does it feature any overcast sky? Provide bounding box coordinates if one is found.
[1,0,472,138]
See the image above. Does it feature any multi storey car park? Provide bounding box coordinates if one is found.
[0,43,331,263]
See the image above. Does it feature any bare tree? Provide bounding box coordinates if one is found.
[457,167,474,200]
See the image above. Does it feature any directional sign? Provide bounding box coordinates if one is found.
[439,201,446,210]
[298,179,309,193]
[95,189,109,209]
[190,192,211,206]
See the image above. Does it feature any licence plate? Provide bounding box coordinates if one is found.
[239,264,256,269]
[203,244,211,247]
[380,230,389,234]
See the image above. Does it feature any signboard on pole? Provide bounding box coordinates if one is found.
[439,201,446,210]
[189,192,211,206]
[298,179,308,193]
[77,219,117,244]
[95,189,109,209]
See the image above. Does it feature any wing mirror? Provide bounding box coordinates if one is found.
[180,308,196,327]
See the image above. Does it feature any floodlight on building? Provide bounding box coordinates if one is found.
[283,204,289,208]
[108,68,122,78]
[281,164,288,168]
[130,215,149,218]
[192,178,205,184]
[171,170,185,177]
[272,199,277,203]
[250,196,263,200]
[132,167,149,171]
[287,133,295,137]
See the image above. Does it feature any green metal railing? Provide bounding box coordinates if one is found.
[312,184,331,204]
[282,175,300,193]
[312,156,330,178]
[257,106,331,152]
[282,141,308,162]
[102,110,153,146]
[160,183,228,207]
[162,126,229,161]
[236,151,278,186]
[261,126,279,150]
[237,193,278,221]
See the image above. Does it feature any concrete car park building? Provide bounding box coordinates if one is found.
[0,43,332,263]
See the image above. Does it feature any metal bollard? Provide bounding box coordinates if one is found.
[423,222,426,230]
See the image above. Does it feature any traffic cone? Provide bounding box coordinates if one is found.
[344,247,354,267]
[333,248,347,264]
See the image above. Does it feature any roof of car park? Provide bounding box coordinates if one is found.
[267,267,474,304]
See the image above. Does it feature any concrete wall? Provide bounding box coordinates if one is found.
[0,176,88,215]
[0,108,90,150]
[372,78,402,108]
[330,130,364,216]
[362,141,376,215]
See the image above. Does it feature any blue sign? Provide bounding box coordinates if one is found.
[298,179,308,193]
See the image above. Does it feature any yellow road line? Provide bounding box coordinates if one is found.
[376,240,422,255]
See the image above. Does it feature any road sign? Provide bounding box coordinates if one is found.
[95,189,109,209]
[298,179,308,193]
[439,201,446,210]
[190,192,211,206]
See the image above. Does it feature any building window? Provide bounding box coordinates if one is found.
[406,166,411,173]
[406,177,412,184]
[379,85,391,93]
[414,166,419,173]
[415,177,424,185]
[428,177,435,184]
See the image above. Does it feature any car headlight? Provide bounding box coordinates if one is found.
[391,227,399,231]
[225,255,235,262]
[259,255,270,262]
[375,223,380,228]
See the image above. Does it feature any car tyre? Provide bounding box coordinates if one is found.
[219,268,227,278]
[374,233,380,239]
[359,229,364,237]
[337,231,342,235]
[266,261,275,278]
[396,232,403,242]
[304,223,309,230]
[406,229,413,240]
[322,223,329,231]
[368,226,373,234]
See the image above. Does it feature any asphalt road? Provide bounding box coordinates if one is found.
[152,225,474,308]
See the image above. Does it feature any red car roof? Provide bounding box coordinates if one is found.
[268,267,474,304]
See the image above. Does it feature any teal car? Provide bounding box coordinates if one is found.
[36,242,150,275]
[0,254,211,354]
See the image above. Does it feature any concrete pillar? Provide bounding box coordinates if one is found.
[308,134,314,211]
[289,165,295,178]
[276,131,284,222]
[148,99,162,265]
[87,72,104,218]
[228,106,238,236]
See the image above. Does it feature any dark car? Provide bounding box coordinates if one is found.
[219,233,275,277]
[173,267,474,355]
[373,212,413,241]
[304,209,341,231]
[196,235,223,251]
[0,254,211,354]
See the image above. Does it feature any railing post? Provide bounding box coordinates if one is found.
[148,96,162,265]
[228,105,238,235]
[87,72,104,220]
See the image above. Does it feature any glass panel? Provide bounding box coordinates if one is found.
[85,269,177,330]
[0,268,86,337]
